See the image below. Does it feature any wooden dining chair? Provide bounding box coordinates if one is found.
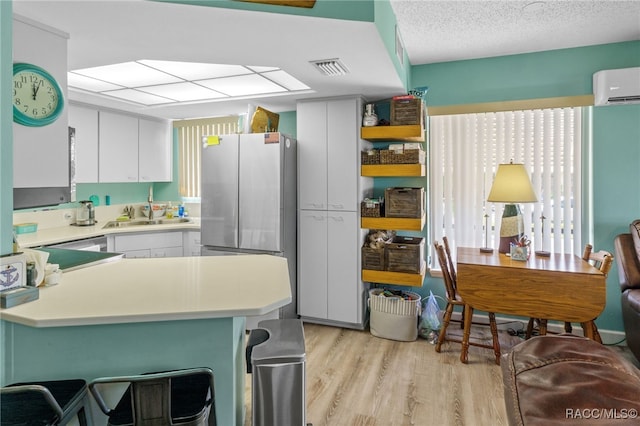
[442,236,464,328]
[433,240,501,364]
[526,244,613,342]
[442,236,457,284]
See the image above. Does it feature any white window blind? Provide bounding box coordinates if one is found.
[429,107,585,268]
[173,117,238,198]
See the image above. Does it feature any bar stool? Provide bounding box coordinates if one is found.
[88,367,216,426]
[0,378,91,426]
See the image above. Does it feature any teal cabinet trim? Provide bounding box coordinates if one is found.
[1,2,13,256]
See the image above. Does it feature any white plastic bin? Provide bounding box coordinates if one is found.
[368,289,421,341]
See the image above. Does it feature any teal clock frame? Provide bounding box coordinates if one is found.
[13,62,64,127]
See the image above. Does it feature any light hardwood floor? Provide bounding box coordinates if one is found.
[244,322,525,426]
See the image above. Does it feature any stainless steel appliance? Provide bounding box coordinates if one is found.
[246,319,306,426]
[75,200,95,226]
[200,133,297,326]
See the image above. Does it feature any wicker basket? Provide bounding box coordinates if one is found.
[385,236,425,273]
[380,149,425,164]
[385,187,424,218]
[362,246,386,270]
[390,98,424,126]
[361,150,380,165]
[361,200,384,217]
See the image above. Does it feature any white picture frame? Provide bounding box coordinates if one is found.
[1,253,27,292]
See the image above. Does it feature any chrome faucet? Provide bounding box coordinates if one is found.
[148,185,154,220]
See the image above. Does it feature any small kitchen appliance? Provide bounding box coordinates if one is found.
[75,200,95,226]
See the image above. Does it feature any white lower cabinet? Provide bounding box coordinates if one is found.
[109,231,184,258]
[183,231,202,256]
[298,210,362,325]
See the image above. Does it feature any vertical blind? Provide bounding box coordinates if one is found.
[429,107,584,267]
[173,117,239,198]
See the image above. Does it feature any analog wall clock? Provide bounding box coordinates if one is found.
[13,62,64,127]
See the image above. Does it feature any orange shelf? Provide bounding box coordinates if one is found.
[361,214,425,231]
[361,125,425,142]
[361,164,425,177]
[362,264,426,287]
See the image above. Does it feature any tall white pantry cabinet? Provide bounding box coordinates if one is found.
[297,97,373,329]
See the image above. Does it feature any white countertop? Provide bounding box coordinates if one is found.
[1,255,291,328]
[16,218,200,248]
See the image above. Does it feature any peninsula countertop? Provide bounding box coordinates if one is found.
[1,255,291,328]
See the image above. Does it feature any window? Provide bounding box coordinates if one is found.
[429,107,589,268]
[173,116,239,199]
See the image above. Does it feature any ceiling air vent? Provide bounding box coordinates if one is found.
[310,59,349,76]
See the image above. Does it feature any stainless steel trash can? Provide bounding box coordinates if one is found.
[246,319,306,426]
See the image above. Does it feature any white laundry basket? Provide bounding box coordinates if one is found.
[368,289,421,341]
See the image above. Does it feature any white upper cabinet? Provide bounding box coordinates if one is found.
[297,98,359,212]
[297,101,328,210]
[326,98,358,212]
[90,110,171,183]
[99,111,139,183]
[139,118,172,182]
[68,104,98,183]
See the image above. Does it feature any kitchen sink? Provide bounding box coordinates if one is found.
[102,218,192,229]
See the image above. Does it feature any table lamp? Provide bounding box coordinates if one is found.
[487,161,538,253]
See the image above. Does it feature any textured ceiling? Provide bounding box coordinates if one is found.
[390,0,640,65]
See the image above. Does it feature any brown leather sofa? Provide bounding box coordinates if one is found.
[502,334,640,426]
[614,219,640,363]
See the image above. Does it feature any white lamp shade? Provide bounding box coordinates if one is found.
[487,163,538,203]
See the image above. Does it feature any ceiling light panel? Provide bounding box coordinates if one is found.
[261,70,310,91]
[247,65,280,73]
[197,74,287,96]
[68,73,123,92]
[138,60,253,80]
[102,89,173,105]
[73,62,182,87]
[137,82,228,102]
[69,60,314,106]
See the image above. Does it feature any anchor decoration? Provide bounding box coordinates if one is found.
[1,264,21,289]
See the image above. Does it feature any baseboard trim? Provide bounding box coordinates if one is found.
[448,311,627,346]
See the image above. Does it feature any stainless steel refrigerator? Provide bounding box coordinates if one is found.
[200,132,297,326]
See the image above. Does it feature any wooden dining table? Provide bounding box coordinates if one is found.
[455,247,606,363]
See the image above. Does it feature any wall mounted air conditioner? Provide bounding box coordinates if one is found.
[593,67,640,106]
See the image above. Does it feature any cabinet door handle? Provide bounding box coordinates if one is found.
[329,203,344,209]
[329,216,344,222]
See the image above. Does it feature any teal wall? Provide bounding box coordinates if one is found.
[403,41,640,335]
[1,1,12,256]
[373,0,409,91]
[420,41,640,106]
